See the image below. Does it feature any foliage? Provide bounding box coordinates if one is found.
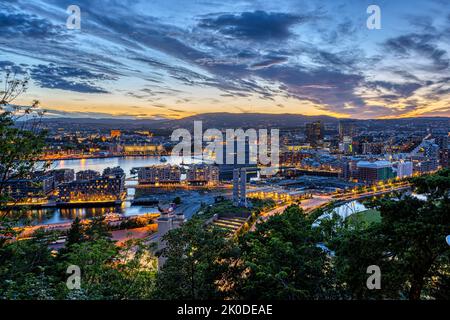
[0,73,47,245]
[154,217,239,299]
[410,168,450,199]
[321,169,450,300]
[0,71,158,300]
[232,205,333,299]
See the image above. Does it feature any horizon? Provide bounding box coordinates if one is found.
[1,0,449,119]
[28,111,450,122]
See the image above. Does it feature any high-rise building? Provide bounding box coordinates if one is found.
[338,120,355,141]
[155,205,175,270]
[240,169,247,207]
[232,168,247,207]
[362,142,384,155]
[233,169,240,206]
[305,121,324,147]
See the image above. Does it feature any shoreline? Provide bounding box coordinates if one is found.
[38,154,169,162]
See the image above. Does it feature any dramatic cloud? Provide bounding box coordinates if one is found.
[198,11,306,41]
[0,0,448,118]
[0,12,64,39]
[384,33,449,70]
[30,64,115,93]
[366,81,423,98]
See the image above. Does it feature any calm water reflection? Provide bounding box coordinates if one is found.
[23,156,199,225]
[22,201,160,226]
[47,155,197,176]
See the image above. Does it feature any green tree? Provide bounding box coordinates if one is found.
[410,168,450,199]
[84,215,112,242]
[0,72,47,245]
[0,72,58,300]
[0,230,58,299]
[323,169,450,300]
[374,194,449,299]
[59,238,157,299]
[154,217,238,299]
[65,216,85,248]
[233,205,333,299]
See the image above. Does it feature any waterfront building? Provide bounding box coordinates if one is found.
[3,175,55,202]
[356,160,396,184]
[137,165,181,185]
[103,166,125,177]
[58,170,125,203]
[122,144,164,156]
[48,168,75,186]
[186,164,219,186]
[76,170,100,181]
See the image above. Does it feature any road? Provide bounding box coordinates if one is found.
[250,183,411,231]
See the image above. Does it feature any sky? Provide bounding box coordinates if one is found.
[0,0,449,119]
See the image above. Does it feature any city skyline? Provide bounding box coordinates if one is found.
[1,0,449,119]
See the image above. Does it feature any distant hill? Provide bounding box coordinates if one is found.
[39,113,342,131]
[37,112,449,131]
[159,113,340,129]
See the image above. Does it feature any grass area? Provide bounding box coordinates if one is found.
[348,209,381,224]
[197,199,275,221]
[202,200,251,219]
